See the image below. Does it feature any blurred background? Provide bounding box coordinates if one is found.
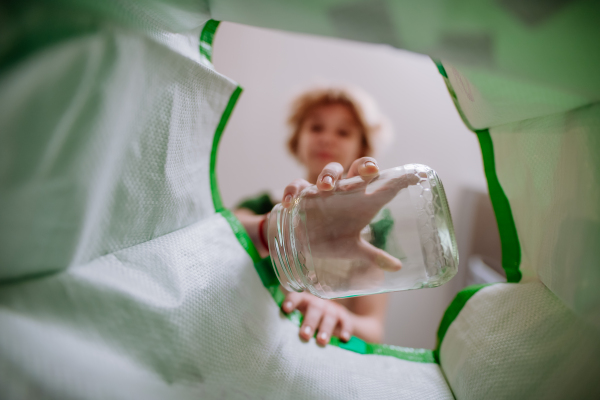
[213,22,503,349]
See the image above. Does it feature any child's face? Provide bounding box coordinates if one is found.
[296,103,364,179]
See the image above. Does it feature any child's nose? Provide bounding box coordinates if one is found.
[320,129,336,144]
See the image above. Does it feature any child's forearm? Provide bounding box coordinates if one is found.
[234,209,269,258]
[349,314,385,343]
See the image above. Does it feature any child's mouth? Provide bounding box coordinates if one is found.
[315,152,334,160]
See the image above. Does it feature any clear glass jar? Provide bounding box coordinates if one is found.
[267,164,458,299]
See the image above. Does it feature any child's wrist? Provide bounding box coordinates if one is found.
[258,213,269,254]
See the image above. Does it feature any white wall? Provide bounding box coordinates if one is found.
[213,22,487,349]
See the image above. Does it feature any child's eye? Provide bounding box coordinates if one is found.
[310,124,324,133]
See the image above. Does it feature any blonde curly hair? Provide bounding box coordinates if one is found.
[287,85,392,159]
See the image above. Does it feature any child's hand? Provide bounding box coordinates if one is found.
[282,291,353,345]
[281,156,381,207]
[281,157,413,274]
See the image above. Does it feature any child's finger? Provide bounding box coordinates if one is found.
[316,162,344,191]
[373,249,402,272]
[346,157,379,179]
[357,239,402,272]
[299,304,324,341]
[337,314,353,343]
[316,312,337,346]
[367,172,421,209]
[281,291,303,314]
[282,179,310,208]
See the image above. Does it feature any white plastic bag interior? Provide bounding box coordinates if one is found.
[0,3,452,398]
[436,61,600,396]
[440,61,600,329]
[0,29,227,279]
[0,214,451,399]
[3,0,600,398]
[491,104,600,331]
[441,282,600,399]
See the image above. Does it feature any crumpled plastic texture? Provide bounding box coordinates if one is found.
[0,1,452,398]
[441,282,600,399]
[0,214,451,399]
[1,0,599,398]
[0,1,227,280]
[491,103,600,331]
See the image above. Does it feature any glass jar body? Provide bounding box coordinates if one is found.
[267,164,458,299]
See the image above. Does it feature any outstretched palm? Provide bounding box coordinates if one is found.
[282,158,420,279]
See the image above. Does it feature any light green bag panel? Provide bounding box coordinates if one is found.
[0,213,453,399]
[0,1,216,72]
[440,282,600,399]
[440,60,592,130]
[490,103,600,330]
[0,20,237,280]
[210,0,600,98]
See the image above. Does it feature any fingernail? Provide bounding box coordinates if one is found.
[283,301,293,312]
[341,331,350,342]
[376,254,402,272]
[303,326,312,336]
[319,332,329,342]
[321,175,333,186]
[284,194,292,204]
[365,161,377,168]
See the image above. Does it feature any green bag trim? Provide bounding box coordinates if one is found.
[433,283,493,362]
[253,255,279,288]
[219,209,437,363]
[207,49,435,363]
[433,61,476,131]
[431,59,522,361]
[199,19,221,63]
[210,86,242,213]
[434,60,522,283]
[365,343,437,363]
[220,209,262,262]
[435,62,449,79]
[476,130,522,283]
